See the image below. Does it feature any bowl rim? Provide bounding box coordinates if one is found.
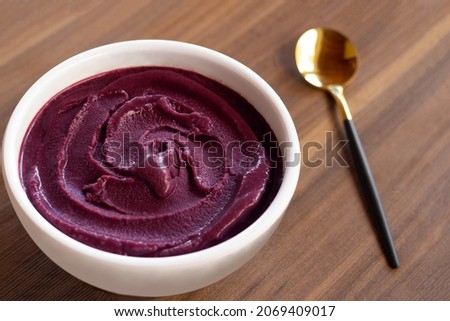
[2,39,300,266]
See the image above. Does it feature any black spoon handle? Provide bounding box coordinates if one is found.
[343,119,400,268]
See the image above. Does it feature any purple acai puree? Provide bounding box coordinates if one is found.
[20,67,283,257]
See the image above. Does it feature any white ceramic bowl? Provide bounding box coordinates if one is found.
[2,40,300,297]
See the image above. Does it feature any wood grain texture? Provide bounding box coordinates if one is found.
[1,0,449,300]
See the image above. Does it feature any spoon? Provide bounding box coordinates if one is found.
[295,27,400,268]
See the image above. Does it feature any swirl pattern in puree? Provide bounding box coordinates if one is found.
[20,67,283,257]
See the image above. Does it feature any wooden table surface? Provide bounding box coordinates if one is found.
[1,0,449,301]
